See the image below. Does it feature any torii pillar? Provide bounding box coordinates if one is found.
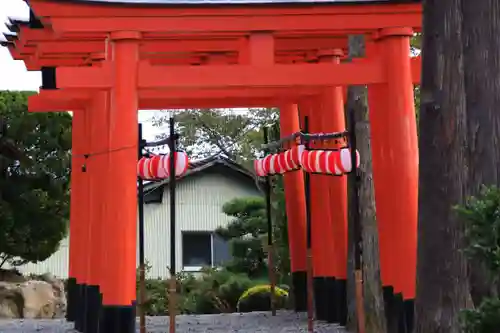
[304,96,335,322]
[67,109,89,331]
[318,48,349,326]
[279,103,308,312]
[368,27,418,329]
[87,91,111,332]
[97,31,140,332]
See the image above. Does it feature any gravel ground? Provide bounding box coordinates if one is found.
[0,311,348,333]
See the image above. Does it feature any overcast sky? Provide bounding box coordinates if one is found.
[0,0,256,158]
[0,0,165,144]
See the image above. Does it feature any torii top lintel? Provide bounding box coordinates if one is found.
[24,0,421,35]
[27,0,420,5]
[1,0,422,109]
[7,0,421,67]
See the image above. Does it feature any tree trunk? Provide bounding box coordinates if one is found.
[415,0,472,332]
[461,0,500,304]
[357,118,387,333]
[346,35,386,333]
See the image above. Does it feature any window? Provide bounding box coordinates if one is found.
[182,232,231,271]
[212,233,231,266]
[182,232,212,269]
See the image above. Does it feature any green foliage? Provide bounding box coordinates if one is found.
[461,298,500,333]
[0,91,72,267]
[411,33,421,128]
[217,189,290,282]
[183,268,254,314]
[411,33,422,54]
[269,177,291,281]
[136,262,169,315]
[151,108,278,166]
[140,277,169,315]
[136,265,255,315]
[414,85,421,125]
[236,284,289,313]
[217,197,268,278]
[456,186,500,277]
[456,185,500,333]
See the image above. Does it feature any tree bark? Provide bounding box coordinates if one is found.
[357,119,387,333]
[415,0,472,332]
[346,35,386,333]
[461,0,500,304]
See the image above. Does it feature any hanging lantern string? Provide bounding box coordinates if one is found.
[73,144,137,160]
[261,130,348,151]
[72,130,180,160]
[74,129,181,173]
[143,133,179,148]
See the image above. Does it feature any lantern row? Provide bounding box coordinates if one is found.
[137,152,189,180]
[254,145,360,177]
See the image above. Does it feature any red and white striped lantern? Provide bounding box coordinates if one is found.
[254,158,267,177]
[137,156,153,179]
[301,147,360,175]
[254,145,305,176]
[137,152,190,180]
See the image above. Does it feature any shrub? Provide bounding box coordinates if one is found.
[141,277,169,316]
[136,262,179,316]
[456,185,500,333]
[461,298,500,333]
[136,265,257,316]
[184,268,254,314]
[236,284,288,312]
[456,186,500,275]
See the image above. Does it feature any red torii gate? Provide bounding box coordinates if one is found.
[3,0,421,332]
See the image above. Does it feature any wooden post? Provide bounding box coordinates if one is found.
[263,126,277,316]
[168,116,177,333]
[168,277,177,333]
[302,115,314,333]
[138,123,147,333]
[347,108,365,333]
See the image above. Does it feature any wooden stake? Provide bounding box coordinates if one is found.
[139,263,147,333]
[263,126,277,317]
[268,244,277,316]
[168,276,177,333]
[307,249,314,333]
[355,269,366,333]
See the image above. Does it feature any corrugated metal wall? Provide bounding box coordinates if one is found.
[142,173,260,278]
[11,172,260,279]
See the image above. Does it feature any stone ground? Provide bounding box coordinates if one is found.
[0,311,348,333]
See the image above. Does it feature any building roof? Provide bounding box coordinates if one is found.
[142,154,261,203]
[30,0,421,5]
[185,154,255,177]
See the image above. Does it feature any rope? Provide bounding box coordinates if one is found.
[261,130,349,151]
[72,145,137,159]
